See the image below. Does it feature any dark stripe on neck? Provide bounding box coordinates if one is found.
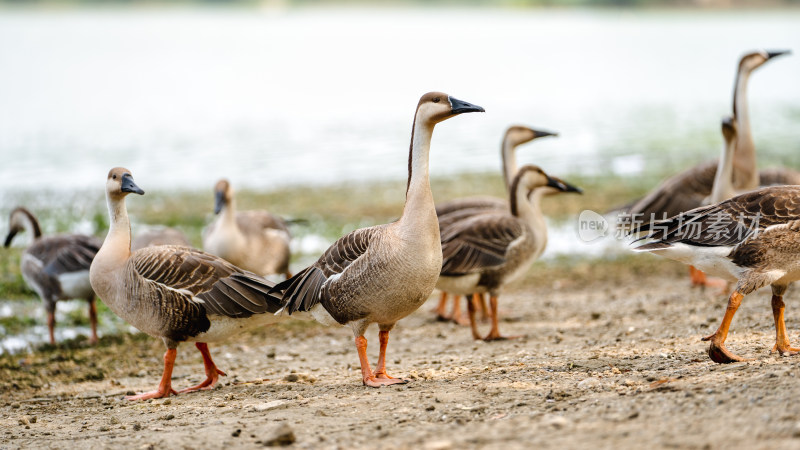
[732,59,748,117]
[15,207,42,238]
[509,170,526,218]
[407,111,419,196]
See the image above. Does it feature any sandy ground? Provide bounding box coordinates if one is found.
[3,265,800,450]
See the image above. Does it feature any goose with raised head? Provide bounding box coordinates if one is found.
[270,92,484,387]
[4,207,102,345]
[131,226,191,251]
[433,125,557,323]
[436,165,581,341]
[90,168,285,400]
[625,49,794,287]
[203,179,291,278]
[632,185,800,363]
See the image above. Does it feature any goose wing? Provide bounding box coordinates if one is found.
[131,245,281,319]
[627,160,718,219]
[270,226,383,315]
[633,185,800,249]
[27,234,102,276]
[236,210,290,235]
[436,196,506,217]
[440,213,524,276]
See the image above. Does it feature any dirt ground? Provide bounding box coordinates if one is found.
[3,263,800,450]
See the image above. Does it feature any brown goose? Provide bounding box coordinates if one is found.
[626,49,795,286]
[4,207,102,345]
[633,185,800,363]
[202,179,291,278]
[90,168,284,400]
[270,92,484,387]
[433,126,557,323]
[131,226,191,251]
[436,165,581,341]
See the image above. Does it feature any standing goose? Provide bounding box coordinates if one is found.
[90,168,284,400]
[632,185,800,363]
[270,92,484,387]
[203,179,291,278]
[626,49,794,286]
[436,165,581,341]
[4,207,102,345]
[433,126,557,323]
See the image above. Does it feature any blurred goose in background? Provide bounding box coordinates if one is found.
[434,125,557,324]
[4,207,102,345]
[632,185,800,363]
[203,179,291,278]
[436,165,581,341]
[270,92,484,387]
[625,49,796,287]
[90,168,284,400]
[131,226,191,251]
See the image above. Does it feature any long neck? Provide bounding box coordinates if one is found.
[400,115,436,230]
[100,194,132,264]
[500,136,518,191]
[710,136,737,203]
[221,197,238,228]
[732,66,758,190]
[19,210,42,240]
[512,184,548,244]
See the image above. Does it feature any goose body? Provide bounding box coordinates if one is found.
[131,226,191,251]
[90,168,284,400]
[4,207,102,345]
[271,92,485,387]
[434,126,556,323]
[435,165,581,340]
[632,185,800,363]
[203,179,291,278]
[627,49,794,222]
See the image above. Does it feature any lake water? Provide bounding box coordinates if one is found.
[1,6,800,197]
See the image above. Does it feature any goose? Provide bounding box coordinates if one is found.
[626,49,795,287]
[202,179,291,278]
[4,207,102,345]
[436,165,581,341]
[131,226,191,251]
[90,168,284,400]
[433,126,556,324]
[270,92,484,387]
[632,185,800,363]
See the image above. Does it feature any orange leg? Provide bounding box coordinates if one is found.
[701,291,751,363]
[770,295,800,356]
[477,293,490,322]
[47,310,56,345]
[434,292,450,321]
[126,349,179,401]
[373,330,407,385]
[88,300,98,345]
[467,294,482,340]
[449,295,470,326]
[179,343,227,393]
[356,335,404,388]
[484,296,520,341]
[689,266,728,291]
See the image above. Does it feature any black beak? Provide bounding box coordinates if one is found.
[547,175,582,194]
[121,173,145,195]
[766,50,791,59]
[449,96,485,115]
[214,190,225,215]
[4,230,17,248]
[533,129,559,139]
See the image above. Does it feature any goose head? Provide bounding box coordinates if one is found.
[106,167,145,200]
[721,115,737,148]
[513,165,582,197]
[213,179,233,215]
[739,49,791,73]
[505,125,558,147]
[4,207,38,247]
[416,92,484,125]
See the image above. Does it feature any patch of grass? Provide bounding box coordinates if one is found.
[0,316,39,336]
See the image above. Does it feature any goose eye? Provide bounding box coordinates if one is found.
[432,97,440,103]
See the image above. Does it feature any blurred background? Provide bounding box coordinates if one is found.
[1,0,799,349]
